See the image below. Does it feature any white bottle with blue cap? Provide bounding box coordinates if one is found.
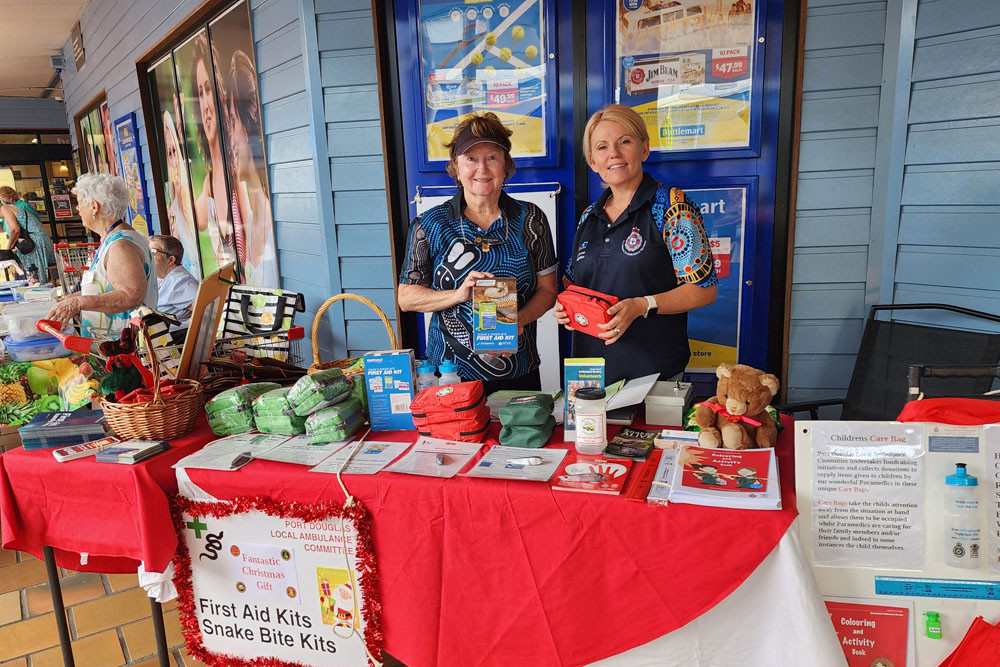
[415,361,438,393]
[945,463,981,569]
[438,359,461,386]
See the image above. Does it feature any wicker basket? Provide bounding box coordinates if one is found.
[103,324,206,440]
[308,293,399,375]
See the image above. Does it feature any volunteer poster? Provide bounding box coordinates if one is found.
[113,113,152,236]
[684,186,744,372]
[418,0,549,160]
[179,506,376,666]
[616,0,756,151]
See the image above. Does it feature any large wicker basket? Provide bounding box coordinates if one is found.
[308,293,399,375]
[103,324,206,440]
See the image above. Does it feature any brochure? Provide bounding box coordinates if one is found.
[310,440,412,475]
[461,445,568,482]
[823,597,912,667]
[173,433,289,471]
[564,358,605,438]
[605,427,657,459]
[255,435,349,467]
[667,445,781,510]
[95,440,169,464]
[384,436,482,478]
[549,453,633,495]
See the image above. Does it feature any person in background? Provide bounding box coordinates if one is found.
[0,186,55,283]
[150,234,199,323]
[553,104,717,384]
[397,112,558,394]
[46,174,157,334]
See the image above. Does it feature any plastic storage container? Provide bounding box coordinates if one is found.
[945,463,981,569]
[573,387,608,455]
[1,300,59,342]
[438,359,461,385]
[416,361,438,392]
[3,334,72,362]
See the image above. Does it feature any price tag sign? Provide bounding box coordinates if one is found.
[712,46,748,79]
[487,80,518,107]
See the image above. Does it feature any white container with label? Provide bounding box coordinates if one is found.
[574,387,607,455]
[945,463,981,569]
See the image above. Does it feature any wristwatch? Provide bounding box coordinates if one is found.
[642,295,657,318]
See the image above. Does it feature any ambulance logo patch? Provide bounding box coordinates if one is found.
[622,227,646,256]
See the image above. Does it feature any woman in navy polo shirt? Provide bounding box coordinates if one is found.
[398,113,558,393]
[554,105,718,384]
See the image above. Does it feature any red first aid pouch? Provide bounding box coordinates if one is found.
[415,404,491,442]
[409,381,485,424]
[557,286,619,338]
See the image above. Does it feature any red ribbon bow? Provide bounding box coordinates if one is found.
[696,401,762,427]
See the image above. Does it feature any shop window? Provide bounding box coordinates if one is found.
[0,134,39,145]
[138,0,279,288]
[73,95,117,177]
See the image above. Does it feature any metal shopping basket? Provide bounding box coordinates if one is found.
[212,325,306,368]
[54,243,100,295]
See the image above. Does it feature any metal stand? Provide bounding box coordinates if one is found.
[42,546,75,667]
[150,598,170,667]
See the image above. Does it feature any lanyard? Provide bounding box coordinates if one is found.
[93,220,128,266]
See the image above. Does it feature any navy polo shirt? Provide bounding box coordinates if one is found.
[400,188,557,382]
[567,173,716,384]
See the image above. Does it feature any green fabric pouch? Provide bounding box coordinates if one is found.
[305,397,364,444]
[498,394,555,426]
[498,416,556,448]
[287,368,352,417]
[205,382,281,435]
[253,412,307,435]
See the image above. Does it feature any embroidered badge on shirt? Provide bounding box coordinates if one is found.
[576,240,589,263]
[622,227,646,256]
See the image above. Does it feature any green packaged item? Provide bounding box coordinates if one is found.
[348,373,368,416]
[287,368,352,417]
[305,398,365,444]
[253,387,295,416]
[498,416,556,448]
[498,394,554,426]
[253,412,307,435]
[205,382,280,435]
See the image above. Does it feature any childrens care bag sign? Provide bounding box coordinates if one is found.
[174,494,380,667]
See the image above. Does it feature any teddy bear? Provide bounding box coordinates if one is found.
[693,363,780,449]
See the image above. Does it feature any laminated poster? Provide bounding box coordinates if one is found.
[811,422,924,569]
[616,0,756,151]
[418,0,548,159]
[983,425,1000,575]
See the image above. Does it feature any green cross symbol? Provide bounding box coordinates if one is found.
[186,517,208,539]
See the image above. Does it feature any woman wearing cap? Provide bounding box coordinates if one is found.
[46,173,157,334]
[553,104,718,384]
[0,186,55,282]
[398,112,558,393]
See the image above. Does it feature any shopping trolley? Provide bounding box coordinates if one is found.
[54,243,100,295]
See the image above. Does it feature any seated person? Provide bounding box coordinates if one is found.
[150,234,199,323]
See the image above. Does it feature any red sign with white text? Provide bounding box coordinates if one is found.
[712,46,749,79]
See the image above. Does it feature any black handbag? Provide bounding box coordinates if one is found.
[15,229,35,255]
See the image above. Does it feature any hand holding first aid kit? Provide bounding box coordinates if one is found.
[556,286,619,339]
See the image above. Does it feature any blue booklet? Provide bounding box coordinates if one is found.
[19,410,106,434]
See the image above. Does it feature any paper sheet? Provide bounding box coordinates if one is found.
[254,435,350,467]
[309,440,413,475]
[461,445,568,482]
[384,436,483,478]
[173,433,289,471]
[606,373,660,411]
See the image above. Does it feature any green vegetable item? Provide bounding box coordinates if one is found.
[253,388,306,435]
[205,382,280,435]
[498,394,554,426]
[305,398,364,444]
[287,368,352,417]
[498,416,556,448]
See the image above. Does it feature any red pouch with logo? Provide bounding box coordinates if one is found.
[409,381,485,424]
[557,286,619,338]
[415,404,491,442]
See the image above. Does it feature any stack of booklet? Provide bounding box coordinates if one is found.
[18,411,107,450]
[666,445,781,510]
[96,440,170,464]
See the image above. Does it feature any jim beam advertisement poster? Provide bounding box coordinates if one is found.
[179,508,372,666]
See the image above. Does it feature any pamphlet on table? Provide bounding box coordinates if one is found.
[605,428,657,459]
[384,436,481,478]
[173,432,289,471]
[310,439,412,475]
[95,440,169,464]
[668,445,781,510]
[549,453,633,495]
[462,445,568,482]
[253,434,349,467]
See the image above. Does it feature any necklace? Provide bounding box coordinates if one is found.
[460,214,507,252]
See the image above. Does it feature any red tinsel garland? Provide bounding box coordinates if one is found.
[169,494,384,667]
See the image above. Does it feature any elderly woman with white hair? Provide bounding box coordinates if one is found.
[47,173,157,334]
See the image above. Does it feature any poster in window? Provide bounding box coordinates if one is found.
[209,0,279,288]
[113,113,152,237]
[52,194,73,219]
[79,114,97,174]
[616,0,755,152]
[418,0,549,160]
[149,53,203,279]
[682,186,745,372]
[99,101,119,177]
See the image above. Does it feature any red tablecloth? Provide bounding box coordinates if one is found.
[0,416,215,573]
[182,416,799,667]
